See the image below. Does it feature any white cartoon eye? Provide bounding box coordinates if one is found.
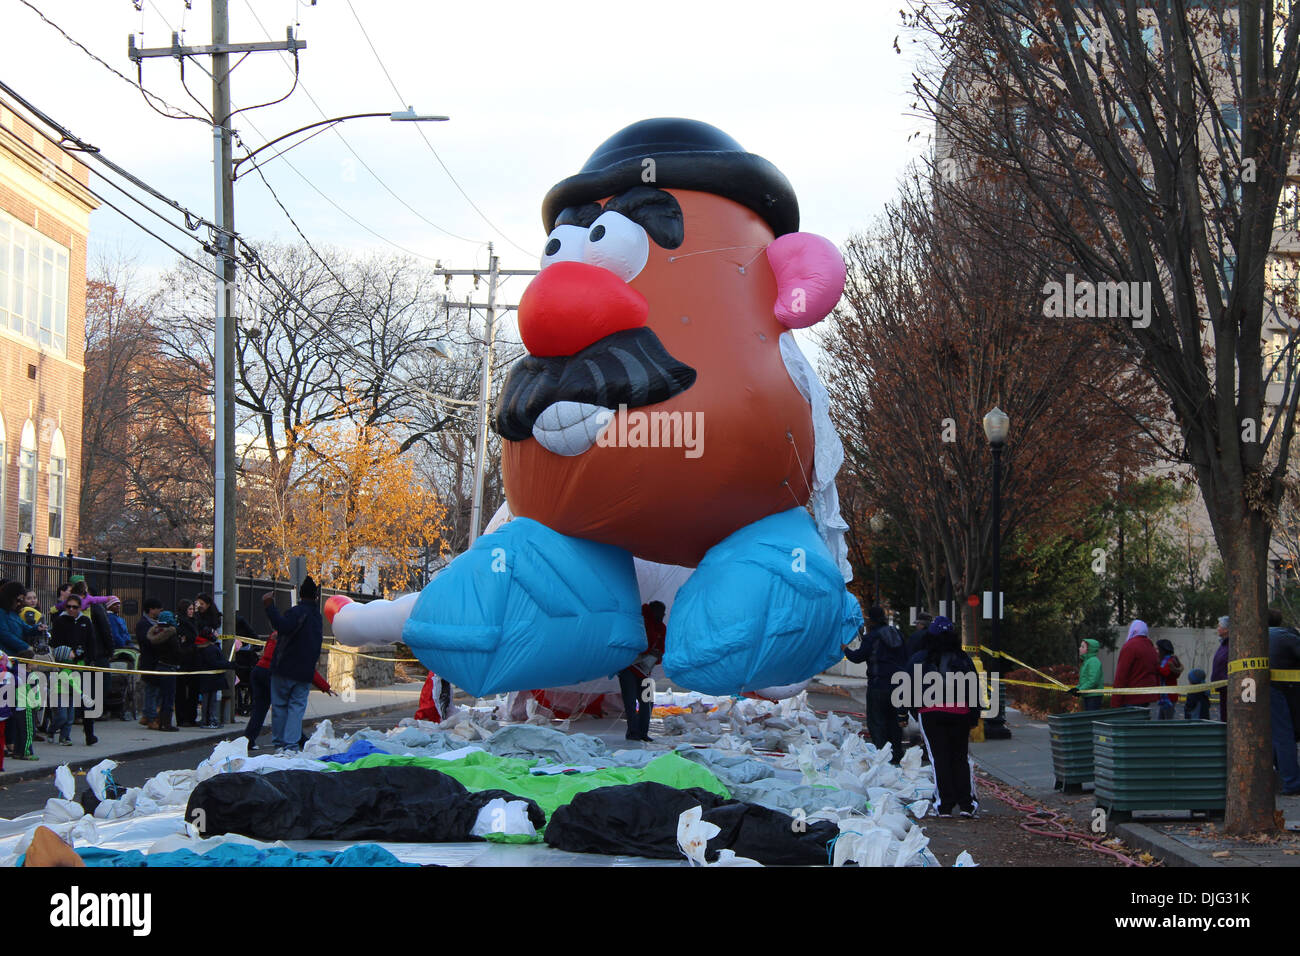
[541,225,589,269]
[584,210,649,282]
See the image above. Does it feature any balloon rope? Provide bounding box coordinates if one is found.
[786,431,814,500]
[666,244,767,264]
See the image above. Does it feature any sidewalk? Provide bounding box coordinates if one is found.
[0,682,422,786]
[971,708,1300,867]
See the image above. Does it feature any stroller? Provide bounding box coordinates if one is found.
[109,647,141,721]
[232,646,261,717]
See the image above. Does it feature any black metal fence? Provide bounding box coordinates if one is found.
[0,547,374,637]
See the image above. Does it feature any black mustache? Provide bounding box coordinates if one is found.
[494,327,697,441]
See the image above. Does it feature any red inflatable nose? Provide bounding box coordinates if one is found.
[518,261,648,357]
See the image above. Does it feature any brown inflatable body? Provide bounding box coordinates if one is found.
[504,190,814,568]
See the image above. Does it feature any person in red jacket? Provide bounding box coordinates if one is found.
[1113,619,1161,714]
[241,632,332,751]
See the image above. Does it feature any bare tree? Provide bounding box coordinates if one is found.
[906,0,1300,831]
[822,166,1160,663]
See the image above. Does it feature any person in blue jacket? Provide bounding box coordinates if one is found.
[262,576,324,753]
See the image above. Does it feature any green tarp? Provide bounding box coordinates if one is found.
[324,750,730,835]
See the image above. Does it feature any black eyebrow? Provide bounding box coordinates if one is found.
[603,187,684,250]
[554,188,685,250]
[555,203,602,228]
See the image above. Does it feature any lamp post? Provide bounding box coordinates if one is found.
[870,512,886,606]
[982,406,1012,739]
[206,108,445,623]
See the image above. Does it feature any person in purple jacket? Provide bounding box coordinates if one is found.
[1210,616,1229,724]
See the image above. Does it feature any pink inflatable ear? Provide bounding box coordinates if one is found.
[766,232,847,329]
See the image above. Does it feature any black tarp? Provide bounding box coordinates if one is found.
[543,782,839,865]
[186,766,545,842]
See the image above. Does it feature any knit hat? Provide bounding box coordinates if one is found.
[52,645,75,664]
[157,610,177,627]
[300,576,319,601]
[927,615,955,635]
[106,595,122,609]
[867,605,886,625]
[68,575,85,585]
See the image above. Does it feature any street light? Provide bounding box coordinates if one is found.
[210,107,447,628]
[870,512,886,607]
[982,406,1012,739]
[232,109,449,180]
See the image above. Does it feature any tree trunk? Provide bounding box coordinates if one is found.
[1222,514,1275,834]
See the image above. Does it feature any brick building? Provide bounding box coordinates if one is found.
[0,94,97,555]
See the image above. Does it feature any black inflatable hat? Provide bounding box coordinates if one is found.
[542,118,800,238]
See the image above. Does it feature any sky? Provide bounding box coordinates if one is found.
[2,0,931,316]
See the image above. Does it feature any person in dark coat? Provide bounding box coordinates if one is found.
[145,610,182,732]
[1211,616,1229,724]
[906,612,933,660]
[242,631,332,750]
[135,598,164,727]
[842,605,908,764]
[1184,668,1211,720]
[174,600,200,726]
[193,627,235,728]
[262,576,325,752]
[1267,609,1300,795]
[907,616,980,817]
[619,601,666,742]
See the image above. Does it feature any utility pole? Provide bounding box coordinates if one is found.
[130,4,305,629]
[433,247,537,545]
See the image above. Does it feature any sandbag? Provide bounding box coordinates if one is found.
[543,781,837,866]
[186,766,544,843]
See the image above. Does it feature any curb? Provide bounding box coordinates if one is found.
[0,698,417,787]
[1113,821,1220,868]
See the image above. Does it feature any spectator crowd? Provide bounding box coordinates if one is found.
[0,573,331,766]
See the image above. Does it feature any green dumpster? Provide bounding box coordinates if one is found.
[1093,719,1226,820]
[1048,707,1149,792]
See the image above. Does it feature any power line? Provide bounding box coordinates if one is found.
[233,122,444,262]
[242,0,486,248]
[342,0,534,257]
[0,76,228,240]
[14,0,211,124]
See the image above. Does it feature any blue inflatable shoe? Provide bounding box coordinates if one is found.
[402,517,646,697]
[664,507,863,695]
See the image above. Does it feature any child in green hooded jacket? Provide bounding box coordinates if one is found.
[1075,639,1104,711]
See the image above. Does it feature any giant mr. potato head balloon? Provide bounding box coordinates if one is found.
[337,119,863,697]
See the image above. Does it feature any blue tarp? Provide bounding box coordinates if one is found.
[317,739,391,764]
[71,843,417,867]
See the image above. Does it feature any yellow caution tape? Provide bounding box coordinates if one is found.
[1228,656,1271,674]
[9,657,230,677]
[978,645,1071,688]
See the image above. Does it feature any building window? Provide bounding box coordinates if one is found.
[17,419,36,549]
[47,428,65,549]
[1269,331,1291,385]
[0,211,69,355]
[1281,184,1300,232]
